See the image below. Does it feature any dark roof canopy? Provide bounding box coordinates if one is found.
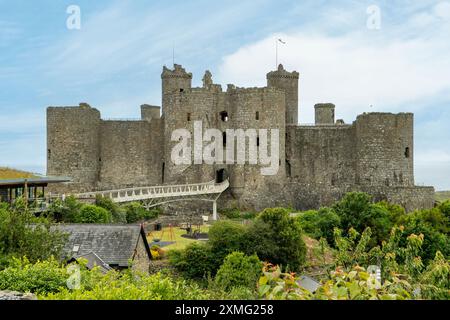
[0,176,71,187]
[51,224,150,267]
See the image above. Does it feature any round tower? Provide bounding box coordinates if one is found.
[267,64,299,125]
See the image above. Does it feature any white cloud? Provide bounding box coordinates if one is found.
[216,5,450,124]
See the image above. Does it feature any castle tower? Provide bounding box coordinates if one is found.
[267,64,299,125]
[161,64,192,96]
[47,103,101,192]
[315,103,335,125]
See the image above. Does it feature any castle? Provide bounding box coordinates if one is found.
[47,64,435,212]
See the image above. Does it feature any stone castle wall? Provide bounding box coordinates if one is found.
[46,64,435,212]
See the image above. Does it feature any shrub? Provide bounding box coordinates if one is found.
[168,243,216,279]
[43,270,213,300]
[215,252,262,291]
[297,208,341,245]
[46,196,82,223]
[0,203,66,266]
[220,207,241,219]
[439,200,450,220]
[297,210,320,237]
[208,220,247,266]
[0,257,68,294]
[245,208,306,271]
[334,193,392,246]
[75,205,112,223]
[123,202,159,223]
[403,220,449,263]
[95,196,126,223]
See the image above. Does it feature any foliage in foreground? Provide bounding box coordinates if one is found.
[169,208,307,279]
[0,200,66,268]
[214,252,263,291]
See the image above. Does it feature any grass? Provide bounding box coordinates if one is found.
[0,167,37,180]
[147,225,211,251]
[435,191,450,203]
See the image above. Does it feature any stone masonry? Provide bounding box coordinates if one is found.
[47,64,435,212]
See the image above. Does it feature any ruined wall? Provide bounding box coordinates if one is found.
[355,113,414,187]
[47,104,101,192]
[98,119,163,190]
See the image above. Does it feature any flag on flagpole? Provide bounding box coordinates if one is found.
[278,39,286,44]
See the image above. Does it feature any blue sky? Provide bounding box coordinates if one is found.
[0,0,449,190]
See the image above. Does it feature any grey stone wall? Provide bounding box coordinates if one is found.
[355,113,414,187]
[98,120,162,190]
[131,236,151,273]
[47,104,101,192]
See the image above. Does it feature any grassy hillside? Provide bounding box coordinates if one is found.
[435,191,450,203]
[0,167,37,180]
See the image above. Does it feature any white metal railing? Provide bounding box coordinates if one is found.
[74,179,229,203]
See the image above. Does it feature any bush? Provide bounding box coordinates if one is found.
[245,208,306,271]
[215,252,262,291]
[75,205,112,223]
[439,200,450,220]
[333,193,392,246]
[297,208,341,245]
[220,208,241,219]
[0,257,68,294]
[95,196,126,223]
[123,202,159,223]
[403,220,450,263]
[0,202,66,266]
[168,243,216,279]
[208,220,247,266]
[46,196,82,223]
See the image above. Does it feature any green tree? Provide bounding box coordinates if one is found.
[334,193,392,246]
[95,196,126,223]
[75,205,112,223]
[123,202,159,223]
[208,220,247,267]
[0,199,66,267]
[46,196,82,223]
[215,252,262,291]
[168,243,216,279]
[245,208,307,271]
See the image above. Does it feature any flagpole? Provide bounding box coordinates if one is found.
[275,39,278,69]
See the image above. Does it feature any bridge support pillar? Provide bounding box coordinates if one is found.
[212,200,217,221]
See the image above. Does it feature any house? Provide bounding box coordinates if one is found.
[52,224,152,273]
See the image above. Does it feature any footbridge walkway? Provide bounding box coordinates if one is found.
[74,179,230,220]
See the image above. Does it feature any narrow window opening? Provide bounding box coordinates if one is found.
[47,149,51,160]
[162,162,165,184]
[286,160,291,177]
[220,111,229,122]
[256,137,260,147]
[256,111,260,120]
[404,147,410,158]
[187,113,191,122]
[222,132,227,147]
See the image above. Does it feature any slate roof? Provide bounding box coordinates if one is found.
[68,252,113,273]
[52,224,150,267]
